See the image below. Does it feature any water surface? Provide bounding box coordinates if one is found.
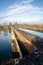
[0,31,13,61]
[18,28,43,38]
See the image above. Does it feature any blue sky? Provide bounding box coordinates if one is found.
[0,0,43,24]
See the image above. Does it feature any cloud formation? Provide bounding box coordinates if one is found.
[21,0,34,4]
[0,0,43,24]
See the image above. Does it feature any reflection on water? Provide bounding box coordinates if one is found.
[0,31,13,61]
[0,31,1,34]
[2,31,8,36]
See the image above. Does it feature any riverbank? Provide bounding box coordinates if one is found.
[14,24,43,33]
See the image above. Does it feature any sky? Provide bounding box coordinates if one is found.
[0,0,43,24]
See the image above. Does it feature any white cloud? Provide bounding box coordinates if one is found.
[22,0,34,4]
[0,4,42,17]
[0,0,43,24]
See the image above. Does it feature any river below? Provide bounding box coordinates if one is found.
[0,31,13,61]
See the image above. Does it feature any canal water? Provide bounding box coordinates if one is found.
[18,28,43,38]
[0,31,13,61]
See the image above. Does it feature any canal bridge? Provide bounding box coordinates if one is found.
[11,27,37,59]
[0,27,43,65]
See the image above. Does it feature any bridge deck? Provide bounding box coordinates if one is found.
[13,28,37,54]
